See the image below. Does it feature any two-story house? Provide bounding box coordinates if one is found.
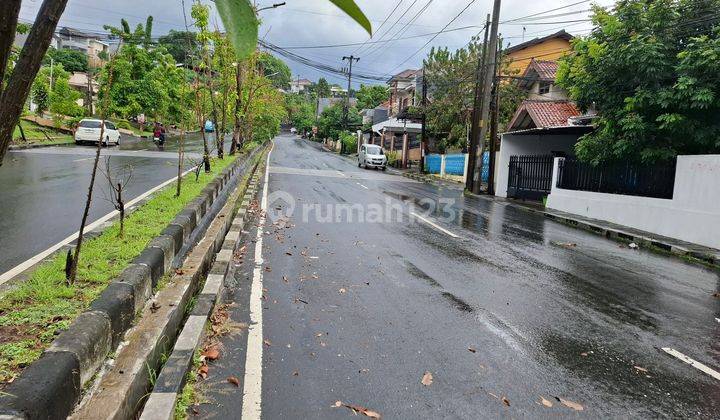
[57,27,109,69]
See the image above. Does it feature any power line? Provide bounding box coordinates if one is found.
[362,0,435,60]
[350,0,404,55]
[385,0,477,76]
[354,0,420,56]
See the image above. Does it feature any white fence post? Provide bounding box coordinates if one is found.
[463,153,469,183]
[440,154,447,178]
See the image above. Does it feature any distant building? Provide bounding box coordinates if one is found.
[360,104,389,126]
[290,78,312,94]
[504,30,573,76]
[56,27,109,68]
[316,97,357,117]
[387,69,419,117]
[330,85,347,97]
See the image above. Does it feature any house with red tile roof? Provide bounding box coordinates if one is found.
[493,58,596,200]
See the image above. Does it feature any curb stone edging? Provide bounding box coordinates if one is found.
[0,147,265,420]
[139,168,264,420]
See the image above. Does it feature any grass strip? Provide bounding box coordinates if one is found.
[13,121,73,145]
[0,154,239,384]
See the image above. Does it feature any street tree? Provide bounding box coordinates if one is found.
[33,63,85,117]
[557,0,720,164]
[0,0,72,166]
[158,30,199,64]
[318,102,361,141]
[258,52,291,89]
[355,84,389,110]
[45,47,88,72]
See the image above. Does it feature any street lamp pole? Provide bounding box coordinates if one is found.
[342,55,359,154]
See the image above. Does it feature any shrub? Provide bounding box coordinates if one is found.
[116,120,132,130]
[386,150,399,167]
[340,131,357,155]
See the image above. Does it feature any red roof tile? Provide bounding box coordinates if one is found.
[508,100,580,130]
[531,60,558,80]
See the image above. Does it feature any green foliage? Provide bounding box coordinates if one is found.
[215,0,258,60]
[32,64,85,117]
[257,52,291,89]
[45,48,88,73]
[386,150,399,166]
[557,0,720,163]
[328,0,372,35]
[422,40,524,151]
[285,93,316,133]
[0,156,239,383]
[158,30,198,64]
[339,131,357,154]
[314,78,332,98]
[318,103,361,140]
[355,84,388,110]
[97,43,191,124]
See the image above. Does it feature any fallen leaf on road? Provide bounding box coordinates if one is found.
[283,276,289,283]
[502,397,511,407]
[292,370,299,376]
[227,376,240,387]
[421,371,433,386]
[468,347,477,353]
[713,292,720,298]
[175,269,185,275]
[339,288,347,294]
[539,396,553,407]
[265,266,272,272]
[203,346,220,361]
[333,401,381,418]
[316,332,324,337]
[263,339,272,347]
[286,252,293,256]
[633,366,648,373]
[150,302,161,313]
[198,365,208,379]
[552,241,577,248]
[556,397,584,411]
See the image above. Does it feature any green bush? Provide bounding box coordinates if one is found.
[116,120,132,130]
[340,131,357,155]
[386,150,399,166]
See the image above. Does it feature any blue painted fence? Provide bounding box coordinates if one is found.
[424,152,489,182]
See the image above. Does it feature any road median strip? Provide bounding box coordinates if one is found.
[0,144,266,420]
[139,154,266,420]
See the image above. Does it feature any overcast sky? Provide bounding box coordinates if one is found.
[19,0,614,86]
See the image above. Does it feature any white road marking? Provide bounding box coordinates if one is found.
[241,141,272,420]
[336,170,346,177]
[0,167,195,287]
[356,182,369,190]
[73,157,94,162]
[662,347,720,381]
[410,212,460,238]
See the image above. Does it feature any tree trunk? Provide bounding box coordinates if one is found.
[176,130,184,196]
[0,1,21,88]
[68,123,105,284]
[0,0,70,166]
[230,62,244,155]
[16,122,26,142]
[118,182,124,238]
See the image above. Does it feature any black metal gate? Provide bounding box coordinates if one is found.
[507,155,555,201]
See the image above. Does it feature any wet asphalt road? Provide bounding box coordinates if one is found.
[0,133,220,276]
[200,135,720,419]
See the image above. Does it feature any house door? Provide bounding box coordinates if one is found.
[507,155,555,201]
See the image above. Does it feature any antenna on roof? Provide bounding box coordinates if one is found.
[522,26,526,42]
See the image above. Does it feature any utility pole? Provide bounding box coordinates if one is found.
[466,14,491,192]
[487,41,502,196]
[420,65,427,173]
[471,0,502,194]
[342,55,359,153]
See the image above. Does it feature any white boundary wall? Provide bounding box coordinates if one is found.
[546,155,720,249]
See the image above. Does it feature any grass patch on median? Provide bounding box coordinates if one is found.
[13,121,74,145]
[0,155,240,385]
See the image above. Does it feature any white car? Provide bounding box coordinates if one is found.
[74,119,120,146]
[358,144,387,170]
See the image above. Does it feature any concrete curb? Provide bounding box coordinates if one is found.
[0,148,265,420]
[9,141,74,150]
[139,167,264,420]
[398,172,718,267]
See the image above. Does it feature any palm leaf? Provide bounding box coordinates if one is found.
[329,0,372,35]
[215,0,258,60]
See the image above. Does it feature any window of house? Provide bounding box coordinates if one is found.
[538,82,552,95]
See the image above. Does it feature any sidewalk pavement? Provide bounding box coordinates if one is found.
[399,171,719,268]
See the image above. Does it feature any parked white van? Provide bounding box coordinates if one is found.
[74,119,120,146]
[358,144,387,170]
